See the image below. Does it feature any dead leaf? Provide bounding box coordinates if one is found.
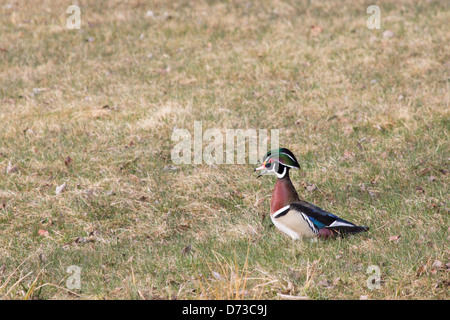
[435,280,450,289]
[389,235,401,242]
[343,126,354,136]
[383,30,395,38]
[89,230,100,237]
[310,25,323,36]
[212,271,222,280]
[156,66,171,75]
[56,182,66,194]
[415,186,425,194]
[368,190,379,198]
[371,176,380,184]
[38,229,49,237]
[64,156,73,166]
[74,236,88,244]
[317,279,331,288]
[6,162,18,174]
[416,265,427,277]
[427,176,436,182]
[32,88,47,95]
[420,167,431,175]
[39,253,48,263]
[163,164,179,171]
[432,260,443,269]
[128,174,140,183]
[341,150,355,161]
[332,277,342,286]
[181,244,192,256]
[373,123,383,130]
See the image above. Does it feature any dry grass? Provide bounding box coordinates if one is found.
[0,0,449,299]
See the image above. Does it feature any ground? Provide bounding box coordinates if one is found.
[0,0,449,299]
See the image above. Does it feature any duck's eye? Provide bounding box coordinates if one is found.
[265,159,276,170]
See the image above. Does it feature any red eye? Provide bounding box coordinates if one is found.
[264,159,274,169]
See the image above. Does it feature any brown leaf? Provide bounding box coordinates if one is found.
[212,271,222,280]
[56,182,66,194]
[332,277,342,286]
[74,236,88,244]
[415,186,425,194]
[38,229,49,237]
[64,156,73,166]
[382,30,395,38]
[416,265,427,277]
[435,280,450,289]
[432,260,443,269]
[317,279,330,287]
[6,162,18,174]
[373,123,384,131]
[310,25,323,36]
[427,176,436,182]
[371,176,380,184]
[156,66,171,74]
[181,244,192,256]
[343,126,353,136]
[341,150,355,161]
[419,167,431,175]
[389,235,401,242]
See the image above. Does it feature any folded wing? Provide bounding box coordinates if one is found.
[289,200,369,237]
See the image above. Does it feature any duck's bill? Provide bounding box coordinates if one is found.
[254,164,268,178]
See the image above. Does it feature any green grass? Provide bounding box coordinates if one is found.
[0,0,449,299]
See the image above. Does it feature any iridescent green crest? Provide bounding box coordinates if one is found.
[262,148,300,169]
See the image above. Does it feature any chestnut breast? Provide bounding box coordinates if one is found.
[270,177,299,215]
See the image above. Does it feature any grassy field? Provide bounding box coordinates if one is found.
[0,0,449,300]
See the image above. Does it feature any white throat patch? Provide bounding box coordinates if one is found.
[275,166,287,179]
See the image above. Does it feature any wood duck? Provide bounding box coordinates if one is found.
[255,148,369,239]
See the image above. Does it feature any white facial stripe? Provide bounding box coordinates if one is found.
[264,155,298,169]
[283,153,297,163]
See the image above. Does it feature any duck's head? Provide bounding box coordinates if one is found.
[254,148,300,179]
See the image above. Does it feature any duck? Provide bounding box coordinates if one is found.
[255,148,369,239]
